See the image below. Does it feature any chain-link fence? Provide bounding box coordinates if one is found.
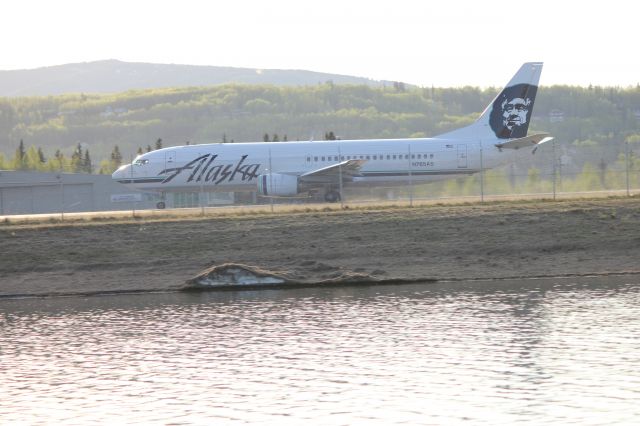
[1,139,638,221]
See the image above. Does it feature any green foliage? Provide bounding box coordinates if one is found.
[83,149,92,173]
[572,139,599,147]
[483,169,512,195]
[625,134,640,144]
[569,163,601,191]
[1,83,640,174]
[109,145,123,173]
[24,146,43,172]
[525,167,541,192]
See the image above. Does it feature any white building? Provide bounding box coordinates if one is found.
[0,170,158,215]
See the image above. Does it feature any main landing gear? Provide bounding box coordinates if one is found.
[324,190,341,203]
[156,192,167,209]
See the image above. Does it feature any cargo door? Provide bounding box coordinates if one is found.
[457,144,468,168]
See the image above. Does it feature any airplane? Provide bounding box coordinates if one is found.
[113,62,552,208]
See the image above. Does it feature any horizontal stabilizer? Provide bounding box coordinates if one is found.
[495,133,553,151]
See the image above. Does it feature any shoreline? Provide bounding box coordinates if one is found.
[1,197,639,299]
[1,271,639,300]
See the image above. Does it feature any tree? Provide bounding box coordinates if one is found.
[146,145,152,152]
[37,147,46,164]
[393,81,406,92]
[24,146,42,171]
[18,139,25,159]
[111,145,123,170]
[13,139,26,170]
[598,158,607,188]
[47,149,67,172]
[155,138,163,150]
[222,133,228,143]
[5,82,640,179]
[324,131,336,140]
[83,149,92,173]
[98,159,112,174]
[71,143,83,172]
[137,147,143,155]
[272,133,279,142]
[263,133,270,142]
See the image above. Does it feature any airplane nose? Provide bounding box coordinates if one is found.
[112,165,131,182]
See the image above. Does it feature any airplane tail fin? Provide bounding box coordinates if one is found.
[439,62,543,140]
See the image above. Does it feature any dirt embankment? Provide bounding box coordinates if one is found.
[1,198,639,298]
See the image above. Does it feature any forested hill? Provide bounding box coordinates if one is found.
[0,60,386,96]
[1,83,639,173]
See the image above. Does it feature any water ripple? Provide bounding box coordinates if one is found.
[1,277,639,424]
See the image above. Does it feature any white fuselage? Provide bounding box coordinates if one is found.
[112,137,507,193]
[112,62,546,198]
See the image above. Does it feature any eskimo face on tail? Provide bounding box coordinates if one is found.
[502,97,530,129]
[489,83,538,139]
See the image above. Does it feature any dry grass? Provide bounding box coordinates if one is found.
[2,193,639,230]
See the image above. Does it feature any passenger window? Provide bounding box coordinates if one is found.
[386,155,390,160]
[373,155,377,160]
[366,155,370,160]
[321,156,325,161]
[411,154,415,159]
[307,157,311,162]
[392,155,396,160]
[314,156,318,162]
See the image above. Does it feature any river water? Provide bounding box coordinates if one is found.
[1,277,639,425]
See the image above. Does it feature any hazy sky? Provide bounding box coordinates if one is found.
[2,0,638,87]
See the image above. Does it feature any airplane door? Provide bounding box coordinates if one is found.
[457,145,468,168]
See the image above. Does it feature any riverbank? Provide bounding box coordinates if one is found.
[1,197,639,298]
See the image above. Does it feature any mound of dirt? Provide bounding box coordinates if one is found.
[185,263,291,288]
[183,262,389,290]
[4,198,639,298]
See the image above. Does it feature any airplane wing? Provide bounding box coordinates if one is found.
[299,159,367,185]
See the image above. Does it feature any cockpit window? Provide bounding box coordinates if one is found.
[134,159,149,165]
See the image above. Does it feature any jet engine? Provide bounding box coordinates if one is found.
[257,173,299,196]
